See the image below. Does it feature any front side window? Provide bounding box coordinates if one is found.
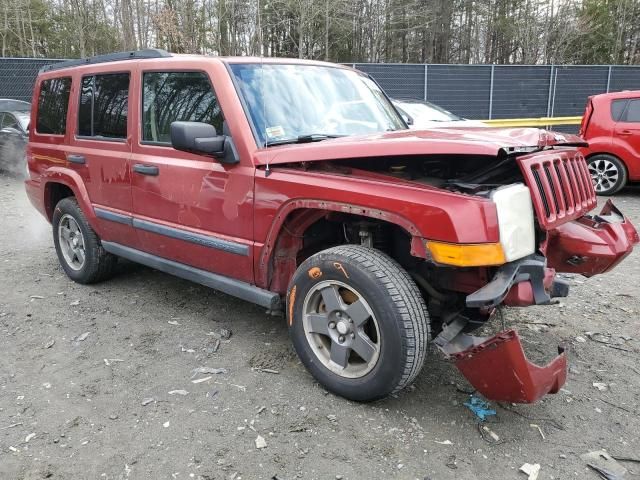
[624,99,640,123]
[142,71,223,144]
[36,77,71,135]
[229,63,405,147]
[78,73,129,139]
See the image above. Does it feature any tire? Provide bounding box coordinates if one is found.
[286,245,430,402]
[587,154,627,196]
[52,197,117,284]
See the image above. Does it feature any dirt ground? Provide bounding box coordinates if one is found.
[1,171,639,480]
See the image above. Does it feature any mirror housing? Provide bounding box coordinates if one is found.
[171,121,235,162]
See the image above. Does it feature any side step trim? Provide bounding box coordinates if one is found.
[102,241,281,310]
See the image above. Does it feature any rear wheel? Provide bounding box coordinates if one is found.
[52,197,117,284]
[287,245,430,402]
[587,154,627,195]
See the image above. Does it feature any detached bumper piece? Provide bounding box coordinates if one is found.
[452,330,566,403]
[438,328,567,403]
[545,200,639,277]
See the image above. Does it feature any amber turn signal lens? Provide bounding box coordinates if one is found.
[426,241,506,267]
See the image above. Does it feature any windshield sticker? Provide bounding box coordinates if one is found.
[266,126,285,138]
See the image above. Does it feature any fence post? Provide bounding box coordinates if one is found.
[423,64,428,101]
[488,65,495,119]
[606,65,612,92]
[546,65,555,117]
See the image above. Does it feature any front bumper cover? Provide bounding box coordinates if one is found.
[451,330,567,403]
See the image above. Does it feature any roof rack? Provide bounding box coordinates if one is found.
[39,49,172,73]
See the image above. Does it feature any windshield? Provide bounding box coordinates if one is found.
[230,63,405,146]
[394,100,461,122]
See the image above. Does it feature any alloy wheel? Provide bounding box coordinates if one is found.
[58,214,86,271]
[588,158,619,193]
[302,280,381,378]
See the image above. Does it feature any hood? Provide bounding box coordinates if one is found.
[253,127,587,166]
[410,119,488,129]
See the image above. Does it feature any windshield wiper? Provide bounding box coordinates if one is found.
[266,133,344,147]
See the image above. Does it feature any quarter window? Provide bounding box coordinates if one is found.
[78,73,129,139]
[142,71,223,144]
[624,99,640,123]
[36,77,71,135]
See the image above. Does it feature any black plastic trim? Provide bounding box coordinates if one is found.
[39,49,171,73]
[102,241,280,310]
[132,218,249,256]
[466,255,556,309]
[94,207,132,226]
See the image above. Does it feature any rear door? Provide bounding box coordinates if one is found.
[66,70,137,247]
[614,98,640,166]
[129,68,255,283]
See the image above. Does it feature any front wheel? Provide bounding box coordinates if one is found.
[587,154,627,195]
[287,245,430,402]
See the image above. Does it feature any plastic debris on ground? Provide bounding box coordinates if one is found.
[519,463,540,480]
[581,450,627,480]
[464,394,497,421]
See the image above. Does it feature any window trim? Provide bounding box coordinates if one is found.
[139,68,222,148]
[75,71,130,143]
[35,76,72,136]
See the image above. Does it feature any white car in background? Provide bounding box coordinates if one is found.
[392,98,487,129]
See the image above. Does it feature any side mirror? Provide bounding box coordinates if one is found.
[171,121,225,157]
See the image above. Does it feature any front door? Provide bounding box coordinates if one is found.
[130,69,255,284]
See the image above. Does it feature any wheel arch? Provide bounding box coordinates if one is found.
[41,168,97,225]
[257,199,427,293]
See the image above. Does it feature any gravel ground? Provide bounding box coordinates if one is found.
[1,172,639,480]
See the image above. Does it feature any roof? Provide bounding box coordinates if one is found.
[38,49,354,75]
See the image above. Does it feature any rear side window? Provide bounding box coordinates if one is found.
[36,77,71,135]
[624,99,640,123]
[610,99,627,122]
[78,73,130,139]
[142,71,223,144]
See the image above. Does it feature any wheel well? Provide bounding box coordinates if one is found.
[266,208,417,294]
[44,182,74,221]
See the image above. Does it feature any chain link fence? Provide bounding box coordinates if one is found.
[1,57,639,123]
[353,63,640,121]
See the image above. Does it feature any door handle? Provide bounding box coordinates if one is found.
[133,164,159,176]
[618,130,634,136]
[67,154,86,164]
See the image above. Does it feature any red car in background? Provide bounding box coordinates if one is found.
[580,90,640,195]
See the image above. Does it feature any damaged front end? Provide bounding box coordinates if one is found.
[428,146,638,404]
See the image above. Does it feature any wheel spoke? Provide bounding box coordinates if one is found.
[320,285,343,313]
[69,220,80,234]
[351,332,377,362]
[344,300,370,327]
[60,226,71,242]
[75,248,85,265]
[329,342,350,368]
[306,313,330,335]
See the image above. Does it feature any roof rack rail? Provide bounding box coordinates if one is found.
[39,49,172,73]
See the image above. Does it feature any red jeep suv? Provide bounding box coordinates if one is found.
[580,90,640,195]
[25,50,639,404]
